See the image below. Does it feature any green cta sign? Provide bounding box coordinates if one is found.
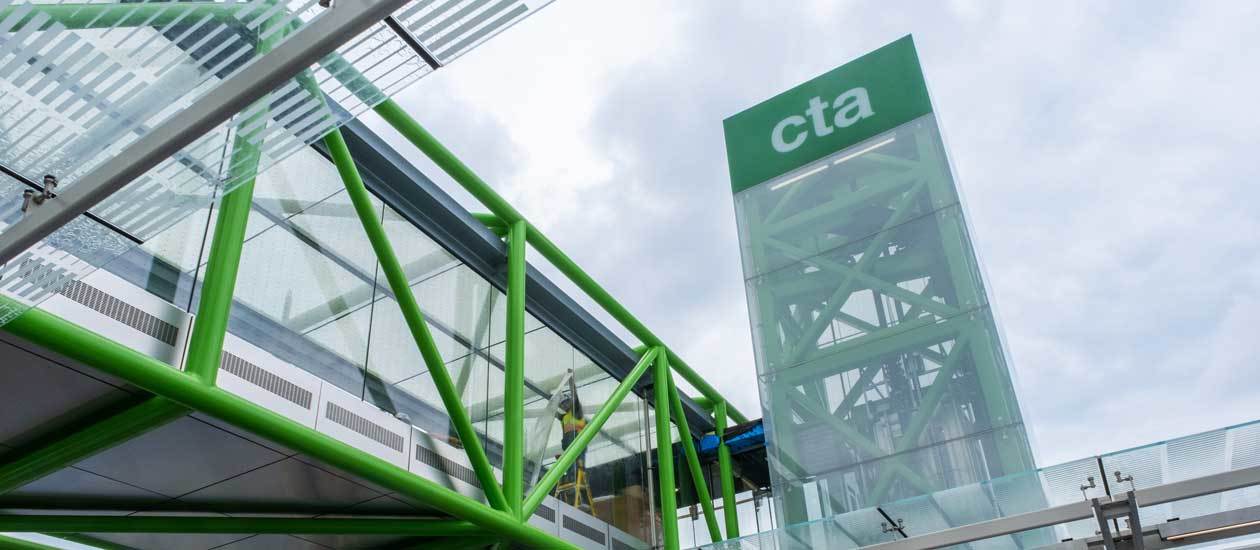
[723,35,933,193]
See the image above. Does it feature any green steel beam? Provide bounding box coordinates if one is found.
[503,219,526,518]
[715,401,739,539]
[667,374,721,541]
[0,516,481,536]
[0,303,576,550]
[654,349,679,550]
[322,128,509,513]
[522,348,660,519]
[0,397,185,494]
[783,181,926,366]
[373,99,748,424]
[865,333,972,505]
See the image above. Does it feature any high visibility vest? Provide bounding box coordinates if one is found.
[561,412,586,435]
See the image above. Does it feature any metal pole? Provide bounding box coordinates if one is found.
[322,128,508,513]
[522,348,660,519]
[0,515,482,535]
[667,373,721,542]
[503,219,526,518]
[654,348,679,550]
[715,401,739,539]
[0,302,577,550]
[0,0,414,266]
[372,100,748,424]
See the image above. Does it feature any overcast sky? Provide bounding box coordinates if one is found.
[364,1,1260,466]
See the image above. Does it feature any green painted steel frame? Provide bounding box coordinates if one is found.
[0,5,750,547]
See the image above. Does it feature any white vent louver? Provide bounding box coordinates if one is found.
[316,385,410,469]
[217,333,322,428]
[34,269,191,367]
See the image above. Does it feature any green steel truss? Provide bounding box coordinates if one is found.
[0,3,744,549]
[738,117,1035,520]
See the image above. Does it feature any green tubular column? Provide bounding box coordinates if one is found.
[667,373,721,542]
[0,302,576,550]
[181,99,265,385]
[371,100,748,424]
[522,348,659,519]
[715,401,739,539]
[322,128,509,513]
[503,219,526,517]
[0,397,185,493]
[654,348,679,550]
[0,3,237,32]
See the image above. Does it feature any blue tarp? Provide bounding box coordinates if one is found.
[698,419,763,458]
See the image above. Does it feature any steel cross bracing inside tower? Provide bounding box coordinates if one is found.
[0,3,747,549]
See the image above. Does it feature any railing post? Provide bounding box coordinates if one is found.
[322,127,509,513]
[503,219,527,518]
[668,370,721,542]
[716,400,739,539]
[654,348,679,550]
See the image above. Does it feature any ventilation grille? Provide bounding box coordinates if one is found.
[325,402,405,452]
[59,280,178,345]
[564,516,606,545]
[415,444,481,488]
[533,502,555,522]
[221,352,313,409]
[611,538,637,550]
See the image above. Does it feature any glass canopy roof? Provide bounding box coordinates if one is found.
[0,0,552,323]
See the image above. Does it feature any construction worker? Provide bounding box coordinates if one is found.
[554,372,593,510]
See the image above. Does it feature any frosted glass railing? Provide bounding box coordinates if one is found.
[0,0,553,323]
[698,418,1260,549]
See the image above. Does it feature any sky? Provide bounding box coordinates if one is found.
[363,0,1260,467]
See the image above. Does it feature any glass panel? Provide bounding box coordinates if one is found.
[745,204,989,377]
[734,116,960,279]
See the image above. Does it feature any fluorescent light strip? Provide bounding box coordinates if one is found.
[769,164,827,191]
[832,136,896,166]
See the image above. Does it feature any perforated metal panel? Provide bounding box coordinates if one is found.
[526,495,561,540]
[409,428,496,504]
[556,500,609,550]
[607,524,649,550]
[217,332,323,428]
[315,384,411,469]
[35,268,191,367]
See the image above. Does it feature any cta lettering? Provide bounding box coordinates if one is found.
[770,88,874,153]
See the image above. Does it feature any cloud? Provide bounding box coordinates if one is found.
[385,0,1260,468]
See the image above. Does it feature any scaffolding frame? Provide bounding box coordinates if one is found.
[0,3,741,549]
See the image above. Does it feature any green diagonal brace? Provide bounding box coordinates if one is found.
[323,128,508,513]
[0,397,185,494]
[0,300,575,550]
[667,372,721,541]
